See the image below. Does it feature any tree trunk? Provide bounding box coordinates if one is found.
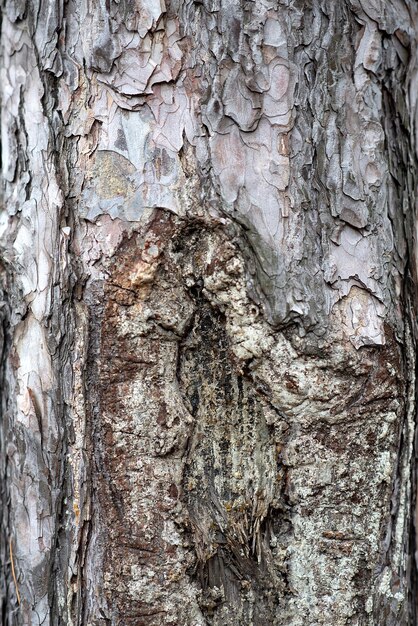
[1,0,418,624]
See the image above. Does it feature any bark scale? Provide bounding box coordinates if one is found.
[1,0,418,625]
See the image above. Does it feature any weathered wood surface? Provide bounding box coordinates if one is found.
[1,0,418,624]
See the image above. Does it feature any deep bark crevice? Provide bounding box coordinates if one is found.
[177,293,290,624]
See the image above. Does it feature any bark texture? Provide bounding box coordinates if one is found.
[1,0,418,625]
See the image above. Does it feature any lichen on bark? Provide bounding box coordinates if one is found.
[0,0,418,625]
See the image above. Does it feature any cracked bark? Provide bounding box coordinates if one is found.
[1,0,418,625]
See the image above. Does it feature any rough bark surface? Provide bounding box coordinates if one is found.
[1,0,418,625]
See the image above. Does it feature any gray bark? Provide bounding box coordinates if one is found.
[1,0,418,625]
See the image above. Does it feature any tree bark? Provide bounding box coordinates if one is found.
[1,0,418,625]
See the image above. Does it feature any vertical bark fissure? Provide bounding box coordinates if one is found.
[176,293,289,624]
[1,286,13,624]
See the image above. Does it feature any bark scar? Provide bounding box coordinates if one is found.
[9,536,21,605]
[28,387,43,447]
